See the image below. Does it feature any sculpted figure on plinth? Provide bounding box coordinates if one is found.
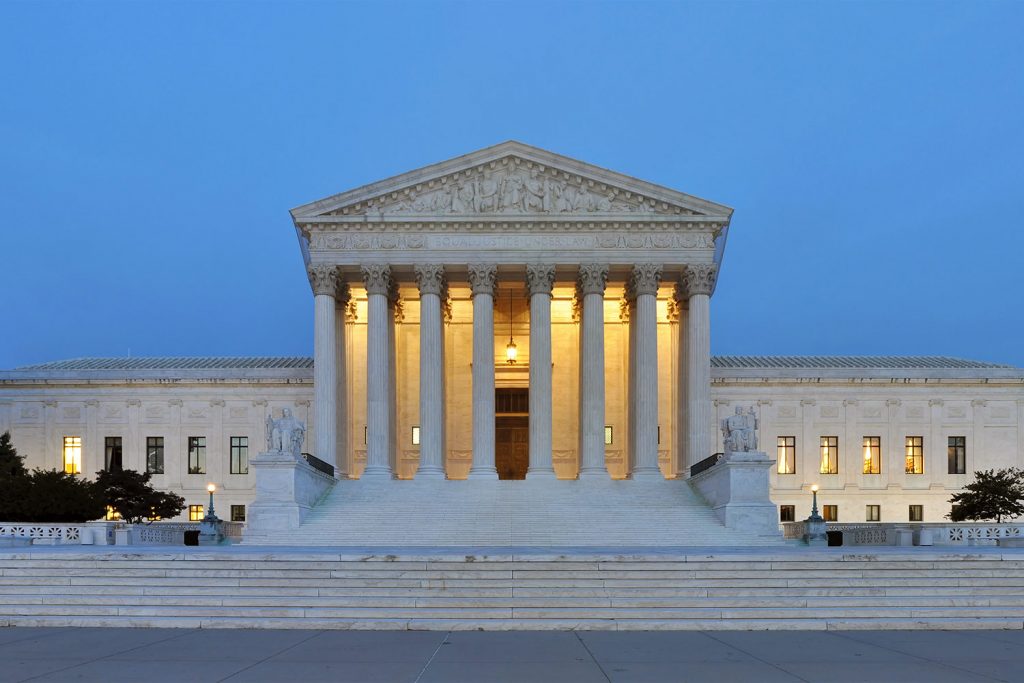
[265,408,306,458]
[722,406,758,453]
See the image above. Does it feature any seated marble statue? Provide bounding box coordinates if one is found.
[265,408,305,457]
[721,406,758,453]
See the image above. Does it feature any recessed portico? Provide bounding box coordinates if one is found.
[291,141,733,481]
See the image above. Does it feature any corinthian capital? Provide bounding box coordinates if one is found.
[577,264,609,296]
[308,264,339,297]
[467,264,497,296]
[681,263,717,298]
[628,263,663,298]
[414,264,446,296]
[335,280,351,306]
[360,264,392,296]
[525,264,556,296]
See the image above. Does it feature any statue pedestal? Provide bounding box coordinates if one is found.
[688,451,781,538]
[244,451,336,542]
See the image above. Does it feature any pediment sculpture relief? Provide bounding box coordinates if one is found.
[330,158,697,217]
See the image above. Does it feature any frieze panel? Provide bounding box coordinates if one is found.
[309,231,715,252]
[326,157,700,218]
[60,406,82,421]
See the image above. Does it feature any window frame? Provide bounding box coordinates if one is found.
[948,436,966,475]
[187,436,207,475]
[230,504,246,522]
[862,436,881,474]
[62,436,82,475]
[779,505,795,523]
[777,436,796,475]
[146,436,164,474]
[823,504,838,522]
[104,436,123,472]
[866,504,881,522]
[188,504,204,522]
[230,436,249,475]
[819,436,838,474]
[909,504,924,522]
[905,436,924,474]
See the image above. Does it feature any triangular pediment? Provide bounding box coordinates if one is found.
[291,141,733,221]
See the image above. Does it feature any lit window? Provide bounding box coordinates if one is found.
[779,505,795,522]
[230,505,246,522]
[909,505,924,522]
[823,505,838,522]
[188,436,207,475]
[63,436,82,474]
[411,426,421,446]
[866,505,880,522]
[905,436,923,474]
[188,505,204,521]
[604,426,613,445]
[105,506,122,521]
[230,436,248,475]
[147,436,164,474]
[104,436,123,471]
[820,436,838,474]
[948,436,966,475]
[862,437,881,474]
[777,436,796,474]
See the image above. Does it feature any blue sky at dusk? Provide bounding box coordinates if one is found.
[1,1,1022,368]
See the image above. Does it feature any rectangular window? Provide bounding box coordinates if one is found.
[230,505,246,522]
[411,426,421,446]
[188,504,204,521]
[909,505,924,522]
[779,505,795,523]
[905,436,924,474]
[862,436,881,474]
[820,436,838,474]
[604,426,613,445]
[146,436,164,474]
[104,436,123,472]
[866,504,880,522]
[230,436,249,475]
[948,436,966,474]
[188,436,206,475]
[62,436,82,475]
[823,505,838,522]
[777,436,796,474]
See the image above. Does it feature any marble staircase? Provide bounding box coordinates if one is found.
[244,478,782,547]
[2,550,1024,630]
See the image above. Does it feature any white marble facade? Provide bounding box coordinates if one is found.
[1,142,1022,523]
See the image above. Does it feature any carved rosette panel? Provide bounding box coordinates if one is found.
[360,264,392,296]
[525,264,556,296]
[308,264,339,297]
[467,264,498,296]
[328,156,698,218]
[682,264,717,298]
[414,264,446,296]
[576,264,609,296]
[629,263,663,297]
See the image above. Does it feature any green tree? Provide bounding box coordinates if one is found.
[94,469,186,523]
[0,431,26,479]
[948,468,1024,523]
[12,469,106,523]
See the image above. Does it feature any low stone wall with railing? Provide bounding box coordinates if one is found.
[782,521,1024,547]
[1,521,244,546]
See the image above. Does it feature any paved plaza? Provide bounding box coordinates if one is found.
[2,627,1024,682]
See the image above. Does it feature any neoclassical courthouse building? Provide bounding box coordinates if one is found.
[2,142,1022,526]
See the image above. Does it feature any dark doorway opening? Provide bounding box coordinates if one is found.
[495,388,529,480]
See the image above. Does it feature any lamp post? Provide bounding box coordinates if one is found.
[198,483,223,546]
[204,483,219,522]
[802,483,828,547]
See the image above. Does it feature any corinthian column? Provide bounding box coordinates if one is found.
[526,264,556,479]
[671,283,688,477]
[335,280,351,478]
[683,264,717,472]
[361,264,394,478]
[309,264,339,476]
[577,264,609,479]
[415,264,446,479]
[629,263,663,479]
[468,264,498,479]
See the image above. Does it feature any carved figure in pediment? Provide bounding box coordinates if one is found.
[542,176,561,212]
[452,179,476,213]
[430,186,453,213]
[524,170,546,212]
[477,170,500,212]
[557,184,581,212]
[500,170,525,212]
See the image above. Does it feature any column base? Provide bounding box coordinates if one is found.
[630,468,664,480]
[577,467,610,480]
[467,467,498,479]
[360,466,394,479]
[415,466,446,479]
[526,467,556,479]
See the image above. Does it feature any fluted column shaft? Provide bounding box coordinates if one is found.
[362,265,394,478]
[672,284,689,478]
[684,264,717,472]
[631,264,663,479]
[415,265,446,478]
[578,264,609,479]
[309,265,338,476]
[334,284,351,478]
[526,265,556,479]
[468,264,498,479]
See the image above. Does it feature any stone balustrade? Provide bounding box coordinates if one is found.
[782,521,1024,546]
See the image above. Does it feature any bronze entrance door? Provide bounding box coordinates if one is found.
[495,388,529,480]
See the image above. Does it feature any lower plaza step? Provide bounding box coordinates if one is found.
[244,478,783,547]
[1,549,1024,630]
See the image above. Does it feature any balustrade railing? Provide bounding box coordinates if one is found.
[780,521,1024,547]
